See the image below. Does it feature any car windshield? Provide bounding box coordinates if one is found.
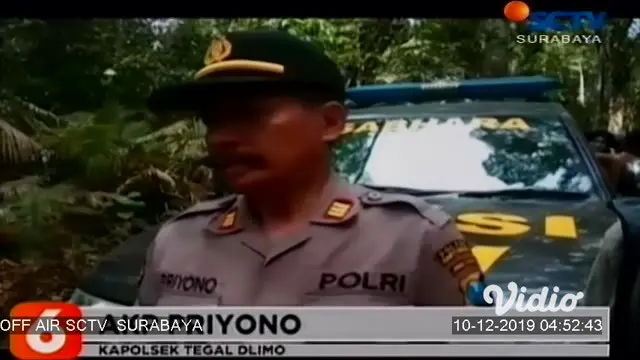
[333,114,595,195]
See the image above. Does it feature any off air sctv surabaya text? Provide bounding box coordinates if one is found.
[0,317,105,334]
[4,313,303,336]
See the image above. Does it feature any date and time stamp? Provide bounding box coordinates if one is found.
[451,316,605,335]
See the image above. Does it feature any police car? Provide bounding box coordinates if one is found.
[68,76,637,306]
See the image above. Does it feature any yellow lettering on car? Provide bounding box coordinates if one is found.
[341,120,380,135]
[383,119,409,132]
[475,117,501,130]
[355,121,379,134]
[457,213,530,236]
[471,246,510,273]
[501,117,531,132]
[344,117,532,135]
[470,117,531,132]
[341,122,356,134]
[456,212,578,272]
[545,215,578,239]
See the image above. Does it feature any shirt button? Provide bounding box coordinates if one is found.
[366,191,382,201]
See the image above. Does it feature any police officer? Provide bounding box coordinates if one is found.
[138,30,484,306]
[585,130,619,154]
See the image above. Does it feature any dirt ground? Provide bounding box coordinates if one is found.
[0,258,78,346]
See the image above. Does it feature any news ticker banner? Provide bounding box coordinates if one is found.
[80,343,609,357]
[7,305,609,343]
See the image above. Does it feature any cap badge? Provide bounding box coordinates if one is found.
[204,37,232,65]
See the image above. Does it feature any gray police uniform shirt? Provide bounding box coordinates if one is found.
[137,175,482,306]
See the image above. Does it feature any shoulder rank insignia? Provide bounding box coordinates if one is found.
[207,207,244,235]
[324,199,353,220]
[219,210,237,230]
[204,37,232,65]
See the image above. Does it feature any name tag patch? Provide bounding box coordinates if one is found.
[318,272,406,293]
[160,273,218,295]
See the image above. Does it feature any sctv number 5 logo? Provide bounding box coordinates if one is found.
[504,1,607,31]
[10,302,83,360]
[530,12,606,32]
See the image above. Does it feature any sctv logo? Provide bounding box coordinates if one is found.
[9,302,83,360]
[504,1,607,32]
[483,282,584,316]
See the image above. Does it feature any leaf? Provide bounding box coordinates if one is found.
[115,212,134,220]
[105,193,145,207]
[126,191,141,198]
[0,118,42,164]
[0,176,41,201]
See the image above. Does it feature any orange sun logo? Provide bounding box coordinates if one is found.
[504,1,531,23]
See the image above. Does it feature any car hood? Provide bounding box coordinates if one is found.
[78,225,161,305]
[426,196,617,293]
[78,197,617,305]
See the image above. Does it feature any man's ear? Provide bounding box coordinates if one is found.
[320,101,347,142]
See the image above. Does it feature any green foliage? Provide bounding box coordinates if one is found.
[0,104,209,260]
[333,131,372,183]
[38,105,150,188]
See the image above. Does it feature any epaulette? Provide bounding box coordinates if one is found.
[167,194,238,223]
[359,190,452,228]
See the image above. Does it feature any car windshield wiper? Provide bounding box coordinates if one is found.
[362,185,457,197]
[362,185,591,200]
[455,188,591,200]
